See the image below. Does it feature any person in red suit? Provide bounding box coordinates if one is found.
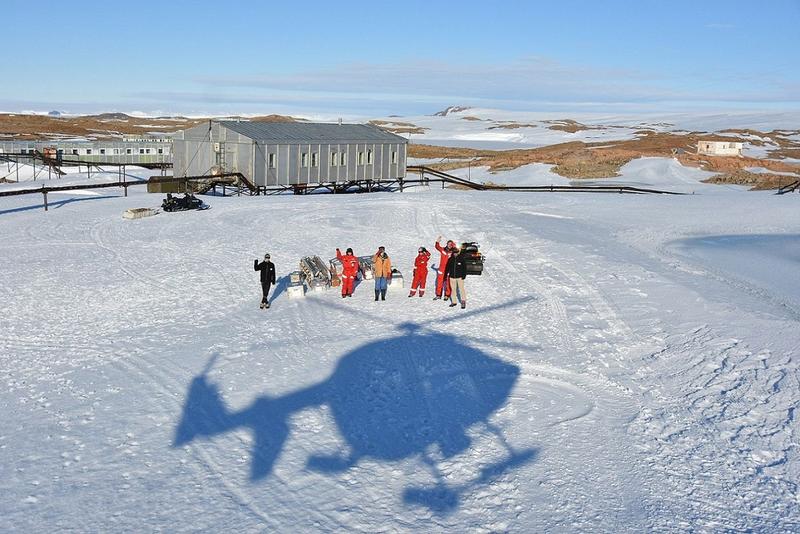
[336,247,360,298]
[433,236,455,300]
[408,246,432,297]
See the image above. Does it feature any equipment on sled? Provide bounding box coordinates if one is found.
[388,268,404,290]
[461,242,485,276]
[300,256,331,292]
[358,256,374,280]
[329,258,343,287]
[287,271,306,299]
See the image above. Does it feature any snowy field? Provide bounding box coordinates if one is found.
[376,108,800,153]
[1,169,799,531]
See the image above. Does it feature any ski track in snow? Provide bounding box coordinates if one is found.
[1,181,799,531]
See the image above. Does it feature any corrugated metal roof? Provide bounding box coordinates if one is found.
[218,121,407,143]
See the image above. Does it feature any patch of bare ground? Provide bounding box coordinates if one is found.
[0,113,304,140]
[408,144,488,160]
[488,122,538,130]
[460,116,485,121]
[369,120,427,135]
[772,148,800,159]
[703,170,799,190]
[543,119,602,133]
[0,113,203,140]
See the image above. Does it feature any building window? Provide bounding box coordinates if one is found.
[139,148,145,154]
[331,151,337,166]
[367,149,373,164]
[145,148,152,154]
[340,152,347,166]
[391,151,397,164]
[113,148,120,155]
[157,148,163,155]
[72,149,79,155]
[268,153,276,168]
[99,148,106,155]
[126,148,132,155]
[86,148,92,155]
[311,152,319,167]
[357,152,365,165]
[301,153,309,167]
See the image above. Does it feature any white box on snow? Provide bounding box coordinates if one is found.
[287,284,305,299]
[388,269,404,290]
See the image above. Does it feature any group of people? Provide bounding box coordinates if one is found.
[254,236,471,310]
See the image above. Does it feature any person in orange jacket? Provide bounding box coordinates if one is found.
[372,246,392,301]
[335,247,360,298]
[408,246,431,297]
[433,236,455,300]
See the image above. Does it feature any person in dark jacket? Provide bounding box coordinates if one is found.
[446,246,468,309]
[254,253,277,309]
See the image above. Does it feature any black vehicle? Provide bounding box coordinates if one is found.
[161,193,209,212]
[460,242,485,275]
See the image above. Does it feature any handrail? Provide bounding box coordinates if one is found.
[776,180,800,195]
[406,165,685,195]
[0,172,250,198]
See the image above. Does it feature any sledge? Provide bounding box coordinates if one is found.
[122,207,157,220]
[388,268,404,290]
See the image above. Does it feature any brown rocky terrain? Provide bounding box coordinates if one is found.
[409,129,800,189]
[0,112,302,140]
[367,120,427,134]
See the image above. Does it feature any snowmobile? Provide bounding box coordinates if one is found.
[161,193,209,212]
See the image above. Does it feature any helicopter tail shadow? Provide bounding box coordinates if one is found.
[173,354,226,447]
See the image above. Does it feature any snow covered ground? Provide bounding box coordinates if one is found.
[1,167,799,531]
[379,107,800,150]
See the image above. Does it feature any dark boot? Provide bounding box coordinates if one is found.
[381,290,386,301]
[375,290,379,301]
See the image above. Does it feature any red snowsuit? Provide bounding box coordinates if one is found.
[409,250,431,296]
[336,249,360,296]
[434,240,452,298]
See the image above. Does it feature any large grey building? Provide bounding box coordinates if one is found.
[172,121,407,187]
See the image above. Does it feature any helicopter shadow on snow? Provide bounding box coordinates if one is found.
[173,296,539,514]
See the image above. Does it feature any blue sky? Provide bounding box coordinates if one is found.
[2,0,798,117]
